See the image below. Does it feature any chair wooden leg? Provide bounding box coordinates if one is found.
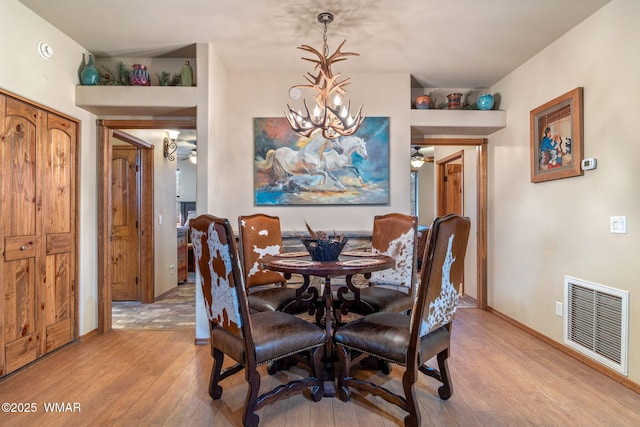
[401,370,421,427]
[209,348,224,399]
[243,367,261,427]
[336,345,351,402]
[310,346,324,402]
[436,349,453,400]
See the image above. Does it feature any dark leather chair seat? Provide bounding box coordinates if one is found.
[335,311,451,366]
[357,287,413,313]
[213,311,325,365]
[247,287,300,312]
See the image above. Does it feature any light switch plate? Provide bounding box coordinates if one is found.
[610,216,627,234]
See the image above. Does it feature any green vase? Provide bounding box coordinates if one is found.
[181,60,193,86]
[80,54,100,85]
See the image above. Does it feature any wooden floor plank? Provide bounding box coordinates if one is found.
[1,309,639,426]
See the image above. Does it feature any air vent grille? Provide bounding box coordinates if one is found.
[564,276,628,376]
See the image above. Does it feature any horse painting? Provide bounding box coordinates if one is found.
[324,136,369,184]
[253,116,389,206]
[255,134,346,191]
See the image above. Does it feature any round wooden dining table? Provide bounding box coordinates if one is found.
[260,250,394,396]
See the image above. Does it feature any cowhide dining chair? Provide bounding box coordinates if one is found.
[238,214,316,313]
[190,214,326,427]
[335,214,471,427]
[339,213,418,316]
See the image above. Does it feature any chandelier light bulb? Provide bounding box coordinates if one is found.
[334,94,341,106]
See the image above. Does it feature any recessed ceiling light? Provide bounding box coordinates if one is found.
[37,42,53,60]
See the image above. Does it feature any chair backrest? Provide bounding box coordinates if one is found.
[369,213,418,293]
[238,214,287,289]
[190,214,252,343]
[410,214,471,339]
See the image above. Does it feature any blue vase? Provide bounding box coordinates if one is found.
[80,54,100,85]
[477,94,495,110]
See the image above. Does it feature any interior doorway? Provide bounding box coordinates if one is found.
[411,138,488,309]
[97,119,197,333]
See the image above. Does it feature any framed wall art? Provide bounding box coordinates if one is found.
[530,87,583,183]
[254,117,390,205]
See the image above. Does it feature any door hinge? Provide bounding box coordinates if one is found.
[136,277,139,284]
[135,164,140,172]
[443,176,448,182]
[136,220,139,229]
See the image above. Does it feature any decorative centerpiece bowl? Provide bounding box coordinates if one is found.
[301,221,347,261]
[302,238,348,262]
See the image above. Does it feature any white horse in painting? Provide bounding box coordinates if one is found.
[255,134,346,190]
[323,136,368,184]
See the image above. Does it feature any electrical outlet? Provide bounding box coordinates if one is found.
[158,214,163,225]
[555,301,563,317]
[169,264,175,273]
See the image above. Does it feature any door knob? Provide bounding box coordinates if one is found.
[20,245,27,250]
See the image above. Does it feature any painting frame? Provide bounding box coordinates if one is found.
[530,87,583,183]
[253,117,390,205]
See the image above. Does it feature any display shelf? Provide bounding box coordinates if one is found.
[410,109,506,136]
[75,85,197,116]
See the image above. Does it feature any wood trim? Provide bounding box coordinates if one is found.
[413,137,488,310]
[477,142,488,309]
[0,88,79,123]
[487,307,640,394]
[78,329,99,342]
[97,119,196,333]
[415,136,484,147]
[113,129,154,149]
[97,119,196,129]
[97,125,112,334]
[194,338,210,346]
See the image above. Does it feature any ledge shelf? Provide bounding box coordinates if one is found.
[410,109,506,137]
[75,85,197,116]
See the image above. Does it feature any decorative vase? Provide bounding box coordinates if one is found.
[130,64,151,86]
[415,95,432,109]
[477,93,495,110]
[446,93,463,109]
[181,60,193,86]
[80,54,100,85]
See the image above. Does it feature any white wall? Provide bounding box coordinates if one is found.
[214,71,412,233]
[489,0,640,383]
[417,162,436,226]
[0,0,98,335]
[178,161,197,202]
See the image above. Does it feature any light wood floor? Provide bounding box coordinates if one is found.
[1,308,639,426]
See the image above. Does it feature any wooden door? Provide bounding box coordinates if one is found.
[436,151,465,293]
[443,163,463,215]
[0,96,41,375]
[40,112,76,354]
[437,152,464,217]
[111,146,140,301]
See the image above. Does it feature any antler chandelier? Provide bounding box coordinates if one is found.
[285,12,365,140]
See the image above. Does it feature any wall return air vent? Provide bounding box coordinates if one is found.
[563,276,629,376]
